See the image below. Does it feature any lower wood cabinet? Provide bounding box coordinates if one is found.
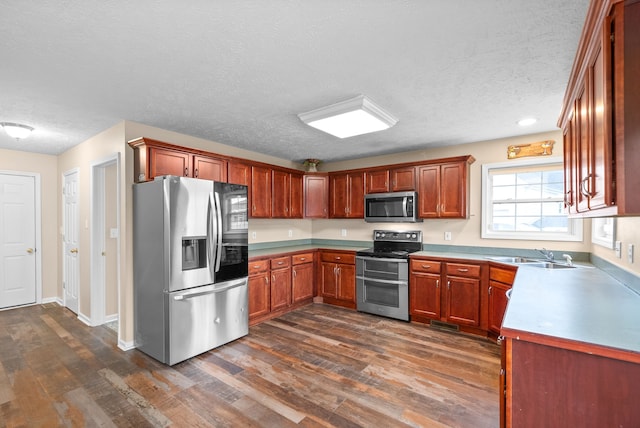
[248,259,270,321]
[319,250,356,309]
[248,251,315,324]
[410,256,488,335]
[488,264,517,336]
[292,253,314,303]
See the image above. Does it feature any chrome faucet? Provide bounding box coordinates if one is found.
[537,248,555,262]
[562,254,573,266]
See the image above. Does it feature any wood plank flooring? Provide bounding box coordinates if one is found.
[0,303,500,427]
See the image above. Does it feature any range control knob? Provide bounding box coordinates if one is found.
[405,233,411,238]
[411,233,417,239]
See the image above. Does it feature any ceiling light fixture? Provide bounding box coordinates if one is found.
[517,117,537,127]
[298,95,398,138]
[1,122,34,139]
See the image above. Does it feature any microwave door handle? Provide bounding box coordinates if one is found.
[403,196,408,216]
[213,191,223,272]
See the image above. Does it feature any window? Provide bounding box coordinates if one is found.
[482,157,583,241]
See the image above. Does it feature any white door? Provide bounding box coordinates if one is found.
[63,169,80,314]
[0,174,36,309]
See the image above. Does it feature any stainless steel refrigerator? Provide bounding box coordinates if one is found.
[133,175,249,365]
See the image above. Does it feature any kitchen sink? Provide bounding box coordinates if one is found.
[486,256,544,263]
[526,262,576,269]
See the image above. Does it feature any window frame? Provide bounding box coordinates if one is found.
[481,157,583,242]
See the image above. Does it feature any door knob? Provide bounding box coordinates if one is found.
[70,248,78,254]
[26,248,34,254]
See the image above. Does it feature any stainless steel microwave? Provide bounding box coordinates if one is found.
[364,191,422,223]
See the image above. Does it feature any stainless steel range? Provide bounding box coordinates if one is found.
[356,230,423,321]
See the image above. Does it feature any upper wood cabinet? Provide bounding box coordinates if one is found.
[272,170,303,218]
[558,0,640,216]
[329,172,365,218]
[129,137,227,183]
[304,174,329,218]
[365,166,416,193]
[251,165,272,218]
[227,161,251,186]
[417,158,472,218]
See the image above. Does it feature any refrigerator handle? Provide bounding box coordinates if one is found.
[173,278,247,300]
[214,191,223,272]
[207,192,216,278]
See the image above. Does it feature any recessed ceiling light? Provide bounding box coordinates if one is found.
[517,117,537,127]
[1,122,34,139]
[298,95,398,138]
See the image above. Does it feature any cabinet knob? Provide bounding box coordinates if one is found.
[194,168,199,178]
[447,281,451,290]
[184,167,189,176]
[436,280,439,288]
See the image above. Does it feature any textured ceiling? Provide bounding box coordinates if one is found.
[0,0,589,162]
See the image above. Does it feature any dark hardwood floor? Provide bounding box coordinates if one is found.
[0,303,500,427]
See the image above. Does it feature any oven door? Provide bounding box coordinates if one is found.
[356,256,409,321]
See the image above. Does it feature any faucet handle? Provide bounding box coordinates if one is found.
[562,254,573,265]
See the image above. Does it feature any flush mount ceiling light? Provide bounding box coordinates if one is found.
[298,95,398,138]
[1,122,34,139]
[517,117,537,127]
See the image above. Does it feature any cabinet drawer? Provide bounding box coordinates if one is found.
[292,252,314,265]
[249,259,269,275]
[446,262,481,278]
[320,251,355,264]
[490,266,517,284]
[410,259,441,273]
[270,256,291,270]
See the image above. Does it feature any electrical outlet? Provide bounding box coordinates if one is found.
[615,240,622,258]
[628,244,634,263]
[288,229,293,238]
[251,231,257,239]
[341,229,347,237]
[444,232,452,241]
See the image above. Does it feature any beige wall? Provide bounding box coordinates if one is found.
[0,148,59,300]
[57,122,127,326]
[591,217,640,275]
[6,121,640,347]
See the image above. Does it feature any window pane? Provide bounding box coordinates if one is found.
[516,172,541,185]
[543,170,564,184]
[491,217,515,231]
[541,182,564,199]
[493,185,516,201]
[516,217,540,231]
[542,201,565,215]
[493,173,516,186]
[493,203,515,216]
[516,202,541,216]
[516,184,541,200]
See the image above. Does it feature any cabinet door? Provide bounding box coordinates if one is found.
[272,169,290,218]
[248,273,270,320]
[150,147,192,179]
[417,165,440,218]
[446,276,481,327]
[366,170,389,193]
[304,175,328,218]
[271,268,291,312]
[410,273,441,319]
[440,162,467,218]
[290,173,304,218]
[193,155,227,182]
[336,263,356,303]
[251,166,272,218]
[228,162,251,186]
[292,262,314,303]
[488,280,511,334]
[347,173,365,218]
[320,262,338,298]
[563,117,578,213]
[390,166,416,191]
[329,174,349,218]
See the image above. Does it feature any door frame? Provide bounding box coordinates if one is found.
[90,154,121,331]
[0,170,42,308]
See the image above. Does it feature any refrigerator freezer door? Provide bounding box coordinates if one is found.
[167,277,248,365]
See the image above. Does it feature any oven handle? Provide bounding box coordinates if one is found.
[356,256,408,264]
[356,276,408,286]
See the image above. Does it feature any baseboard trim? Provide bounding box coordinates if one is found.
[118,339,135,351]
